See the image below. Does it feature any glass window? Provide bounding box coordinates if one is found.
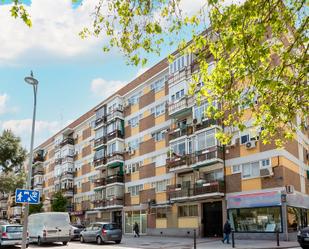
[229,207,282,232]
[128,184,143,196]
[232,165,241,174]
[178,205,198,217]
[150,77,166,92]
[241,134,250,144]
[287,207,308,232]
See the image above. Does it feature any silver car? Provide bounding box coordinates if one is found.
[0,224,29,248]
[80,222,122,244]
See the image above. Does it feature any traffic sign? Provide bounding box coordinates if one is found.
[15,189,40,204]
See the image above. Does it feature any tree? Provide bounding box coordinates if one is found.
[11,0,309,146]
[51,191,68,212]
[0,129,27,172]
[0,172,25,193]
[29,202,43,215]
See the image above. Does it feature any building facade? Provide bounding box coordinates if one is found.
[30,54,309,240]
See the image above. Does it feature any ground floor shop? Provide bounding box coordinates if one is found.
[227,188,309,240]
[80,209,122,226]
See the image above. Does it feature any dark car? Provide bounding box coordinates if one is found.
[80,222,122,245]
[298,227,309,249]
[70,224,85,240]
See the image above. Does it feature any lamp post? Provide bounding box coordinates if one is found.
[21,71,38,249]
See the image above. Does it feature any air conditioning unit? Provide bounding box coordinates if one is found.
[245,141,256,149]
[260,168,273,177]
[286,185,294,194]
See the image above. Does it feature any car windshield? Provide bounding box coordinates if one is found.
[45,214,70,227]
[6,226,23,233]
[103,223,119,230]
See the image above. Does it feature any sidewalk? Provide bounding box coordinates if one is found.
[121,235,299,249]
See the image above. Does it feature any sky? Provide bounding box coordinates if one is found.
[0,0,208,150]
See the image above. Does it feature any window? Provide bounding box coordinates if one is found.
[107,142,116,155]
[151,130,166,142]
[125,161,142,174]
[171,89,185,102]
[96,107,105,119]
[150,77,166,92]
[232,165,241,174]
[156,208,168,219]
[128,138,141,150]
[194,102,208,121]
[128,114,142,127]
[178,205,198,217]
[196,129,216,151]
[169,55,187,74]
[170,139,186,156]
[261,159,270,168]
[153,154,167,167]
[94,148,105,160]
[151,179,171,192]
[128,184,143,196]
[241,134,250,144]
[229,207,282,232]
[128,92,142,105]
[151,102,166,117]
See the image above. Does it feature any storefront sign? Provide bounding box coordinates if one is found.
[70,211,84,216]
[287,192,309,209]
[227,191,282,209]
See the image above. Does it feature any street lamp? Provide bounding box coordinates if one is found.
[21,71,38,249]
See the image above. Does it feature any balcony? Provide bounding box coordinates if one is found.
[106,130,124,141]
[62,188,74,197]
[33,150,45,163]
[168,96,194,116]
[62,155,74,164]
[94,137,106,148]
[55,158,62,165]
[93,199,106,209]
[105,198,123,208]
[169,125,193,141]
[93,157,106,169]
[195,119,222,131]
[60,137,74,147]
[33,181,43,188]
[106,109,124,122]
[81,201,91,211]
[166,155,192,172]
[190,146,224,168]
[106,152,124,168]
[33,165,44,175]
[61,171,74,179]
[94,116,106,128]
[11,206,22,217]
[167,181,225,201]
[106,175,124,185]
[93,177,106,189]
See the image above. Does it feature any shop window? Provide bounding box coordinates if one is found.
[178,205,198,217]
[229,207,282,232]
[156,208,168,219]
[287,207,308,232]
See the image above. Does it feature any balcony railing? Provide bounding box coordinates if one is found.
[195,119,222,131]
[93,178,106,188]
[106,109,124,122]
[106,198,123,207]
[167,181,224,200]
[55,158,62,165]
[168,96,194,116]
[62,188,74,197]
[106,152,124,166]
[166,155,191,170]
[190,146,223,167]
[33,166,44,175]
[95,116,106,128]
[169,125,193,141]
[93,199,106,209]
[81,201,91,211]
[93,157,106,168]
[106,175,124,185]
[60,137,74,147]
[94,137,106,148]
[106,130,124,141]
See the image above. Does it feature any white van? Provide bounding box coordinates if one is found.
[28,212,71,245]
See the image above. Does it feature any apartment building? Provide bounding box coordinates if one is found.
[30,52,309,240]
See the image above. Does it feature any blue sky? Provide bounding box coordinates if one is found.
[0,0,204,150]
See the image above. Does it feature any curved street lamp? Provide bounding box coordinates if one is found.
[21,71,38,249]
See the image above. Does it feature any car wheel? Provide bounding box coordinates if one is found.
[80,236,85,243]
[115,240,121,244]
[26,244,29,248]
[96,236,103,245]
[37,237,42,246]
[63,241,68,246]
[301,246,309,249]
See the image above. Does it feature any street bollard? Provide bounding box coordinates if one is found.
[193,229,197,249]
[232,230,235,248]
[276,229,280,247]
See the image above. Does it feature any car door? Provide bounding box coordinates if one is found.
[82,224,93,242]
[89,224,101,242]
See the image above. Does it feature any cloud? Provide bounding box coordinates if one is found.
[0,0,103,65]
[90,78,126,99]
[0,119,72,149]
[0,93,18,115]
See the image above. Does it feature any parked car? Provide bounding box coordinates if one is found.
[298,227,309,249]
[28,212,71,245]
[0,224,29,248]
[80,222,122,244]
[70,224,85,240]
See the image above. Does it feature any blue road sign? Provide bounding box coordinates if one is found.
[15,189,40,204]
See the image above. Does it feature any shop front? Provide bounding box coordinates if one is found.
[227,188,309,241]
[124,205,147,235]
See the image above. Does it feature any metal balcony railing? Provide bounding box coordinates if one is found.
[168,96,194,116]
[60,137,74,147]
[190,146,224,166]
[93,157,106,168]
[93,178,106,188]
[106,175,124,185]
[168,125,193,141]
[106,109,124,122]
[106,130,124,141]
[106,152,124,165]
[94,137,106,148]
[106,198,123,207]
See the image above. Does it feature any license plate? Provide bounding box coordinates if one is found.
[112,235,118,238]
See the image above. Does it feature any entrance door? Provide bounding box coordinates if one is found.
[203,201,223,237]
[112,211,122,227]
